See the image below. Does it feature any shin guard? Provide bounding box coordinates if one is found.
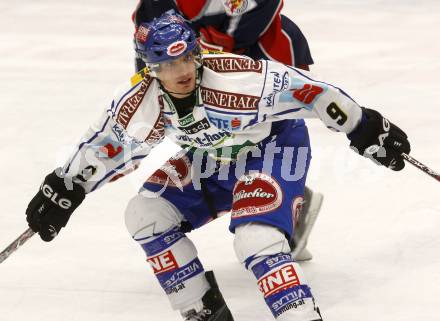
[137,227,210,310]
[250,253,321,320]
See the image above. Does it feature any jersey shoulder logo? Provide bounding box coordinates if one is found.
[291,84,323,104]
[223,0,249,16]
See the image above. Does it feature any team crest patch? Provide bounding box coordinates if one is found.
[231,173,283,218]
[223,0,248,16]
[167,40,187,57]
[146,154,191,188]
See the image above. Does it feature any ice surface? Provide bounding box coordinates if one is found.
[1,1,439,320]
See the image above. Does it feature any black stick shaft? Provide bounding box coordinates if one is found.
[402,153,440,182]
[0,228,35,264]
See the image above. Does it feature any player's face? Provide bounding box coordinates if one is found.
[156,52,197,98]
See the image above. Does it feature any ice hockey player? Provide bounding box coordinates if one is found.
[25,13,410,321]
[132,0,314,71]
[132,0,321,261]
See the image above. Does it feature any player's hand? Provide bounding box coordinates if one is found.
[348,107,410,171]
[26,168,85,242]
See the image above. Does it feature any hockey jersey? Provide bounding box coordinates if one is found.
[63,52,362,193]
[134,0,284,52]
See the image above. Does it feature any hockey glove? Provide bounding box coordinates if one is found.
[26,168,85,242]
[348,107,410,171]
[199,26,235,52]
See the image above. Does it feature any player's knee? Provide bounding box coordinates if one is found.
[233,222,291,269]
[124,194,183,240]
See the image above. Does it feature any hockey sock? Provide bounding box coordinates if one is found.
[136,227,210,310]
[249,253,322,320]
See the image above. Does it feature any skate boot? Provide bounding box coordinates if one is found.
[182,271,234,321]
[291,187,324,261]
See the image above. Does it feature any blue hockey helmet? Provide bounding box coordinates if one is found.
[135,13,200,65]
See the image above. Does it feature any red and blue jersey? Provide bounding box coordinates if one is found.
[133,0,313,68]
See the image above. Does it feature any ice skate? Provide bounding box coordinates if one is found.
[182,271,234,321]
[291,187,324,261]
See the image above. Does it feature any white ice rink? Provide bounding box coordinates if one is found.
[1,1,439,320]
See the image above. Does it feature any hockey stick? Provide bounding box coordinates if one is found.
[0,228,35,264]
[403,153,440,182]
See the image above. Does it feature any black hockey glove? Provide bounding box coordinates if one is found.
[26,168,85,242]
[348,107,410,171]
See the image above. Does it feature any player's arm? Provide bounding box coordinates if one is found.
[25,83,159,242]
[199,0,282,52]
[262,62,410,170]
[61,111,152,193]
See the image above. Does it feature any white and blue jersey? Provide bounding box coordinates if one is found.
[63,52,362,236]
